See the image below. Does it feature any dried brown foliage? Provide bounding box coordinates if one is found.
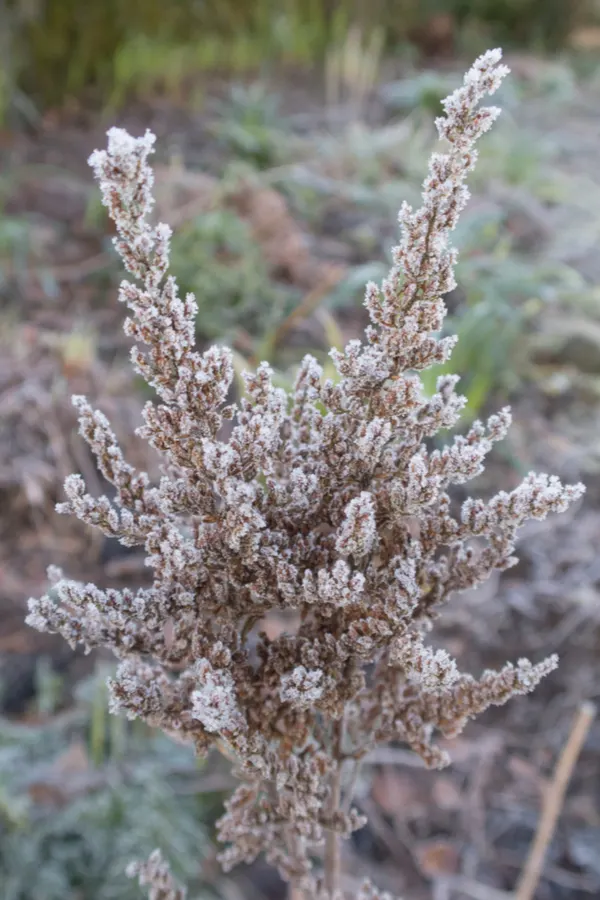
[26,50,584,899]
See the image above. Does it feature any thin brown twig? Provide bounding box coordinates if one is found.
[514,701,596,900]
[324,718,344,896]
[271,267,344,353]
[355,795,415,864]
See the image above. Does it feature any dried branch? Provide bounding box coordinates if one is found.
[515,702,596,900]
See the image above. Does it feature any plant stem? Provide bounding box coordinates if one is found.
[342,756,363,813]
[324,719,344,896]
[324,766,342,896]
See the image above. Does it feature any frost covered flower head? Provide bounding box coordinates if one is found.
[27,49,584,899]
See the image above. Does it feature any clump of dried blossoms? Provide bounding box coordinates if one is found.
[27,50,584,900]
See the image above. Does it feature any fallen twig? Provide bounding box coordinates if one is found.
[514,701,596,900]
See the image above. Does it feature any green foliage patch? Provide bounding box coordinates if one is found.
[0,668,216,900]
[3,0,594,115]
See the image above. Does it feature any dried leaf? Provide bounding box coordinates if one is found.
[415,839,461,877]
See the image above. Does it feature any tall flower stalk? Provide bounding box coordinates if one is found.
[27,50,584,900]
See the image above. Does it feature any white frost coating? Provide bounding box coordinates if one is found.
[26,50,585,899]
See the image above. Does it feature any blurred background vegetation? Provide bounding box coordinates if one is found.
[3,2,600,898]
[0,0,598,117]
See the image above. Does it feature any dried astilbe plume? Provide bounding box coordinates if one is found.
[127,849,187,900]
[27,49,584,899]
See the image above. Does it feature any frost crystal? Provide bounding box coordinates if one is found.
[280,666,325,708]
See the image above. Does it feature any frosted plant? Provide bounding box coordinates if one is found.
[127,850,187,900]
[27,50,584,899]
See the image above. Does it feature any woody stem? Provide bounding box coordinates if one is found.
[324,718,344,896]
